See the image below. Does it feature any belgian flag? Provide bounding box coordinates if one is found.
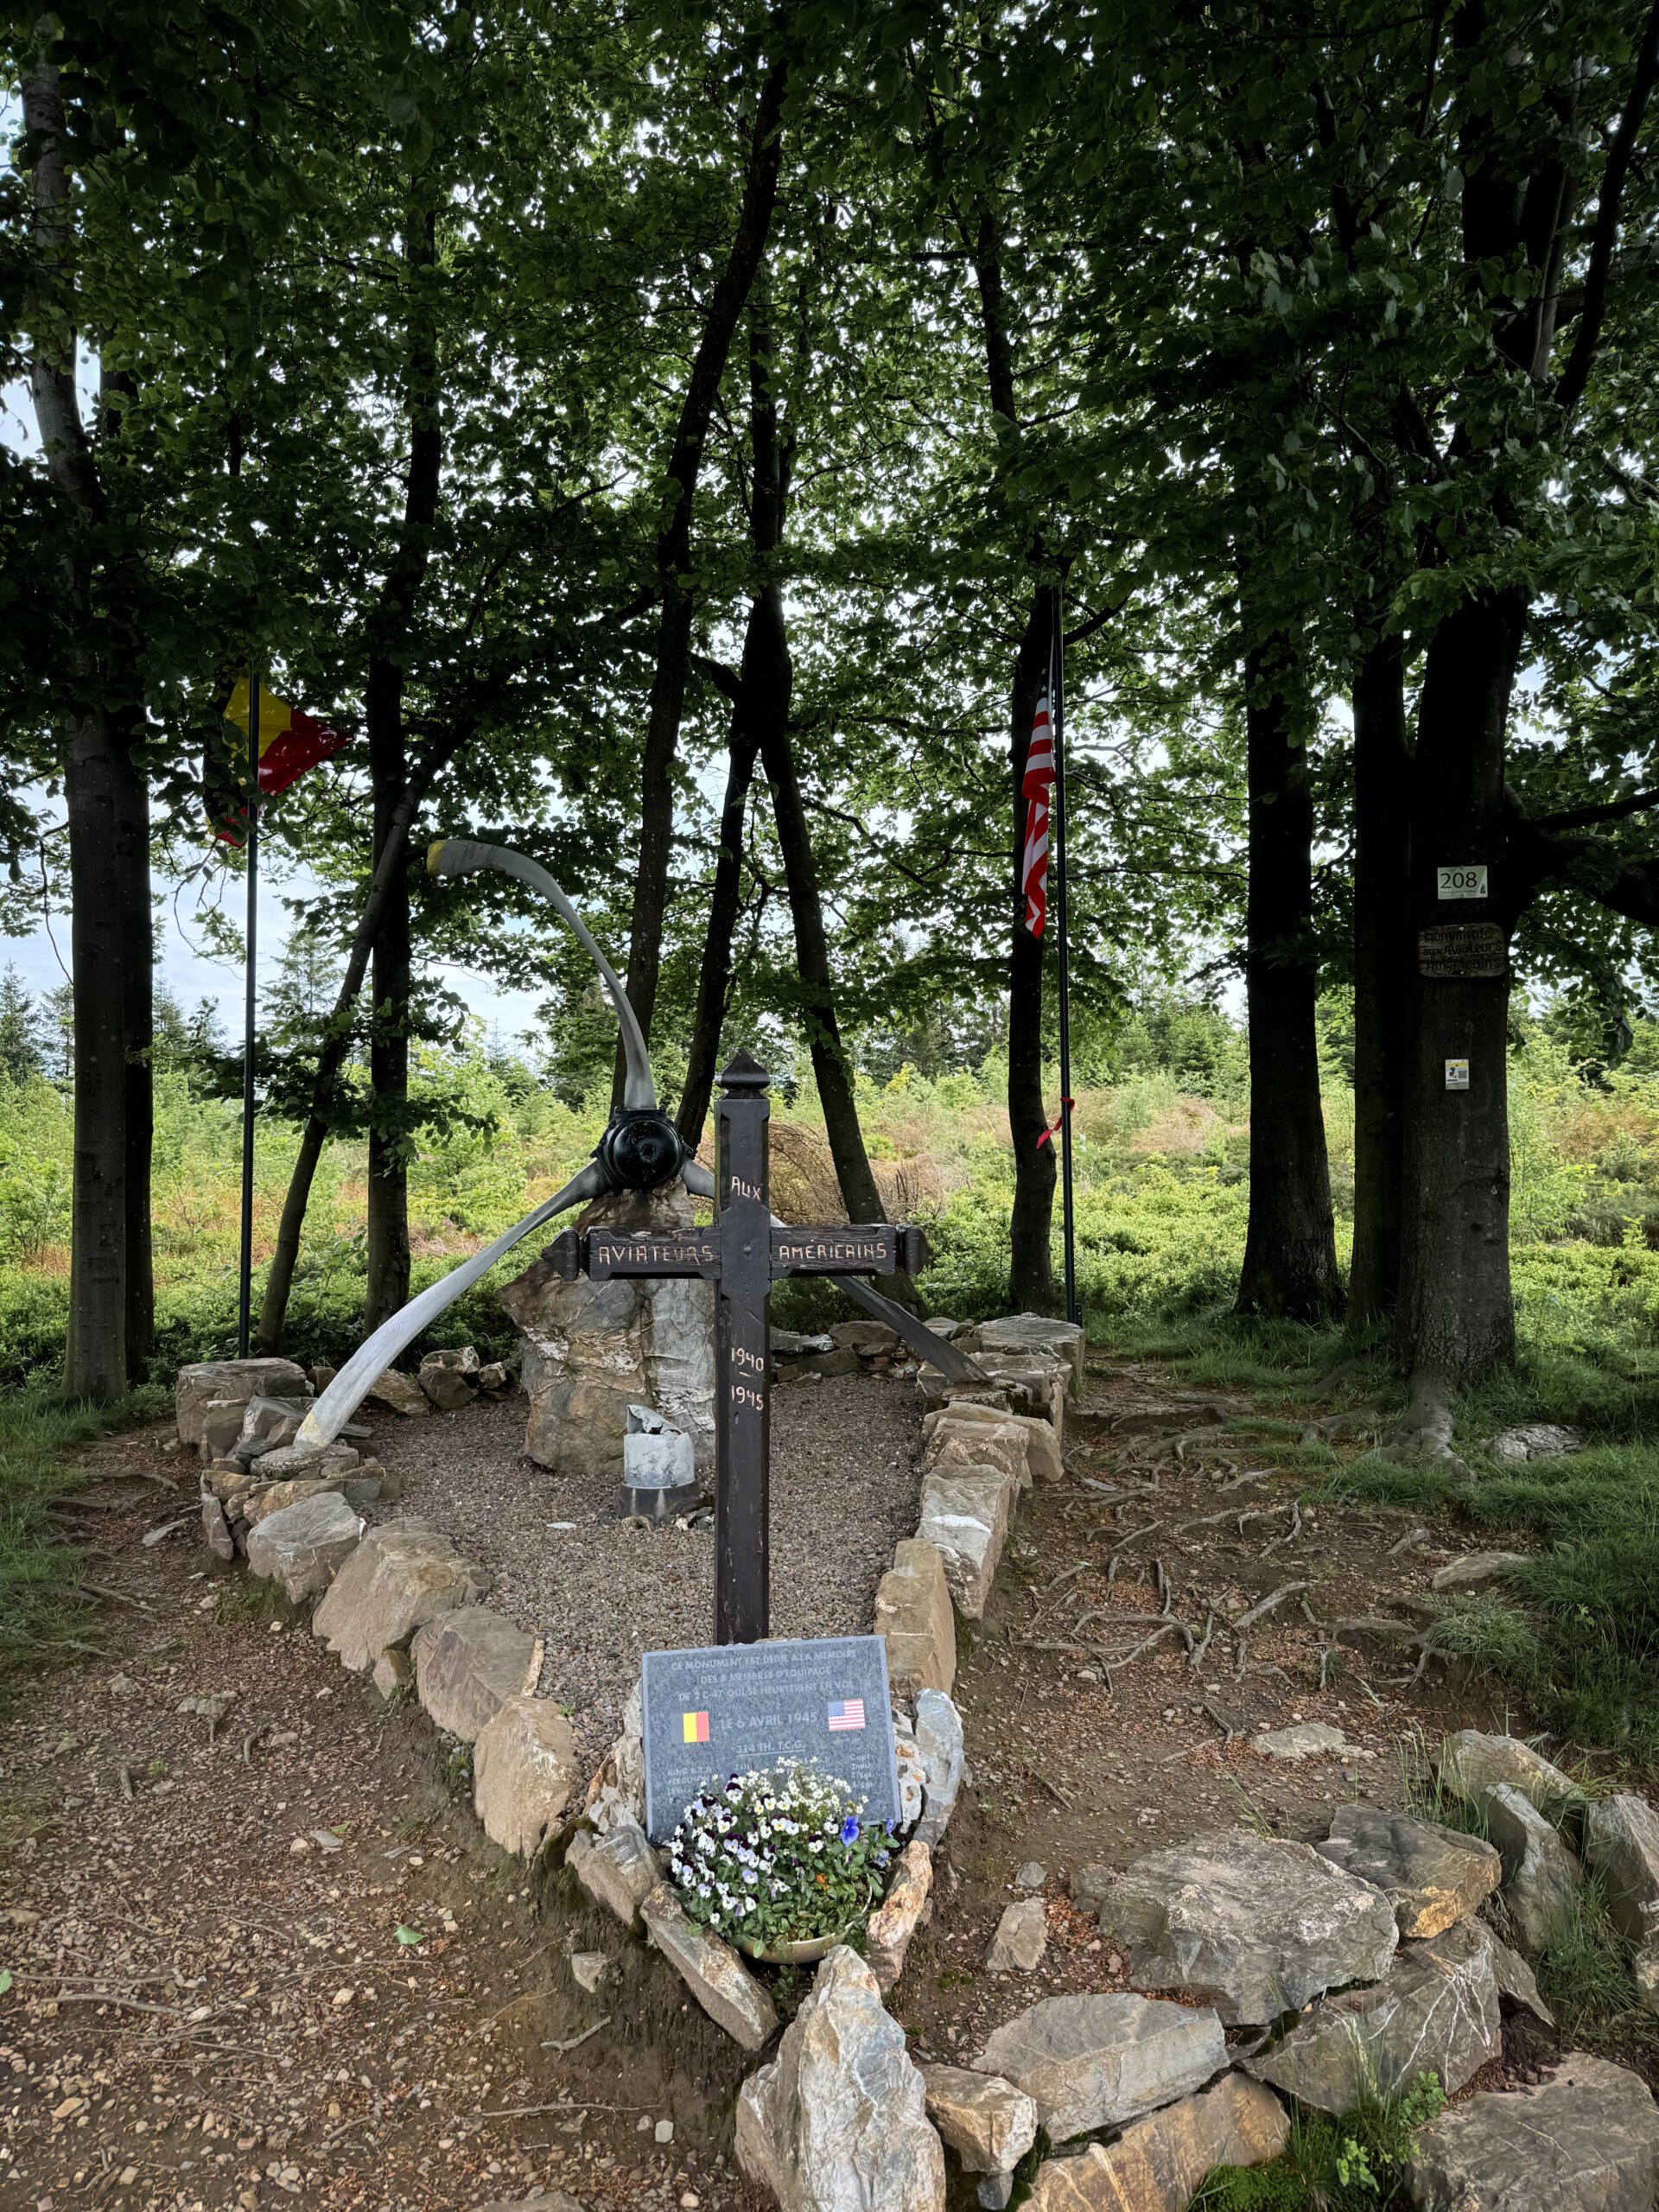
[209,675,353,845]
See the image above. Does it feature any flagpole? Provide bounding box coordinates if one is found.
[1052,588,1079,1329]
[237,672,260,1359]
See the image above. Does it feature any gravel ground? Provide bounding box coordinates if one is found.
[366,1373,925,1770]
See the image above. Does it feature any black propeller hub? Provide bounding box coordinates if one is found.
[594,1108,691,1192]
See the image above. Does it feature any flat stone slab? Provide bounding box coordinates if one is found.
[1247,1916,1499,2113]
[1585,1794,1659,1947]
[875,1539,957,1698]
[312,1522,488,1672]
[1438,1728,1580,1812]
[913,1688,965,1849]
[1407,2052,1659,2212]
[1026,2075,1288,2212]
[641,1883,779,2052]
[1317,1805,1502,1938]
[472,1694,579,1860]
[974,1992,1226,2145]
[175,1357,310,1448]
[567,1818,659,1931]
[918,1466,1013,1618]
[411,1607,537,1742]
[868,1840,932,1994]
[1254,1721,1349,1762]
[364,1368,431,1418]
[987,1898,1047,1974]
[245,1491,363,1601]
[1093,1828,1398,2025]
[972,1313,1085,1393]
[1482,1783,1581,1951]
[919,2065,1036,2178]
[737,1947,943,2210]
[1490,1421,1583,1462]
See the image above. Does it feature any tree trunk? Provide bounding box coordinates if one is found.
[1394,591,1523,1394]
[1347,631,1412,1329]
[363,208,442,1336]
[25,54,152,1396]
[257,731,465,1351]
[677,706,762,1156]
[1234,638,1342,1321]
[620,52,791,1093]
[1007,587,1058,1313]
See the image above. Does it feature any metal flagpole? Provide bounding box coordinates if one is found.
[237,672,260,1358]
[1051,588,1079,1328]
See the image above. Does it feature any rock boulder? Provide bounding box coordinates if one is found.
[1438,1728,1580,1812]
[364,1368,431,1419]
[411,1607,538,1741]
[918,2066,1036,2179]
[1584,1795,1659,1948]
[1246,1916,1500,2113]
[1026,2075,1289,2212]
[640,1883,779,2052]
[1316,1805,1502,1938]
[244,1491,363,1600]
[569,1818,661,1930]
[987,1898,1047,1974]
[1481,1783,1581,1951]
[970,1314,1085,1395]
[472,1694,579,1859]
[736,1946,944,2210]
[974,1992,1226,2145]
[918,1466,1013,1618]
[313,1522,490,1672]
[868,1840,932,1993]
[1407,2053,1659,2212]
[1094,1828,1398,2024]
[876,1541,957,1698]
[176,1357,310,1450]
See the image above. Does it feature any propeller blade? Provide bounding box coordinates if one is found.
[835,1274,989,1383]
[296,1160,608,1447]
[429,840,656,1110]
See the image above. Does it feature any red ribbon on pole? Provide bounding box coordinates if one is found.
[1035,1097,1075,1150]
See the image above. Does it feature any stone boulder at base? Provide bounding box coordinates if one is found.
[499,1180,715,1479]
[472,1694,579,1859]
[1437,1727,1580,1813]
[418,1349,479,1412]
[1481,1782,1581,1951]
[1095,1829,1398,2025]
[876,1540,957,1698]
[971,1313,1086,1395]
[312,1522,489,1671]
[1026,2075,1289,2212]
[974,1993,1226,2145]
[918,1466,1012,1618]
[639,1883,779,2052]
[411,1606,538,1741]
[245,1491,363,1600]
[925,1412,1030,1493]
[176,1357,310,1450]
[868,1840,932,1993]
[568,1818,660,1930]
[1316,1804,1502,1938]
[1584,1794,1659,1947]
[1430,1550,1529,1591]
[1246,1916,1499,2113]
[364,1368,432,1418]
[736,1945,944,2212]
[1489,1421,1584,1463]
[913,1688,966,1849]
[1406,2052,1659,2212]
[918,2066,1037,2180]
[583,1680,646,1834]
[987,1898,1047,1974]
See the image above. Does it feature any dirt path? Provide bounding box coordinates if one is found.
[0,1354,1632,2210]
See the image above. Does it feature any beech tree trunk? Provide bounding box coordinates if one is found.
[620,52,791,1094]
[677,709,762,1154]
[1347,632,1412,1328]
[26,54,153,1396]
[1394,591,1523,1385]
[364,208,442,1336]
[1234,637,1342,1321]
[1008,588,1058,1313]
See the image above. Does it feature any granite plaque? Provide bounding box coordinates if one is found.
[639,1634,901,1842]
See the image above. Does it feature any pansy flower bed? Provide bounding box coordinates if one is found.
[667,1758,896,1954]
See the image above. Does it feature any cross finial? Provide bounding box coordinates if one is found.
[717,1049,770,1094]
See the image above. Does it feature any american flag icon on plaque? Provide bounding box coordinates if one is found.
[827,1698,865,1732]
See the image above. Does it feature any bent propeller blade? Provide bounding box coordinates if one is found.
[429,839,656,1110]
[296,1161,607,1448]
[835,1274,988,1383]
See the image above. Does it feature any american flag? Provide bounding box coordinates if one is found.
[1021,683,1055,936]
[826,1699,865,1732]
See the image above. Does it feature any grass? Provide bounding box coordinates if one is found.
[0,1382,170,1712]
[1190,2074,1447,2212]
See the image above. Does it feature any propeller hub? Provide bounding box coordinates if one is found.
[595,1109,691,1192]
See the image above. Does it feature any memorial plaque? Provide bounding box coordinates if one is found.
[1419,922,1507,979]
[588,1228,722,1281]
[640,1634,901,1842]
[772,1225,898,1275]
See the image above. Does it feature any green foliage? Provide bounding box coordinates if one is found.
[1535,1875,1659,2056]
[1192,2075,1446,2212]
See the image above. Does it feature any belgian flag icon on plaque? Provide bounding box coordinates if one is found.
[682,1711,710,1745]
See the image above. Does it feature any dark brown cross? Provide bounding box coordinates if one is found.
[543,1051,927,1646]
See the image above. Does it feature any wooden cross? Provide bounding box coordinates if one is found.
[543,1050,927,1646]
